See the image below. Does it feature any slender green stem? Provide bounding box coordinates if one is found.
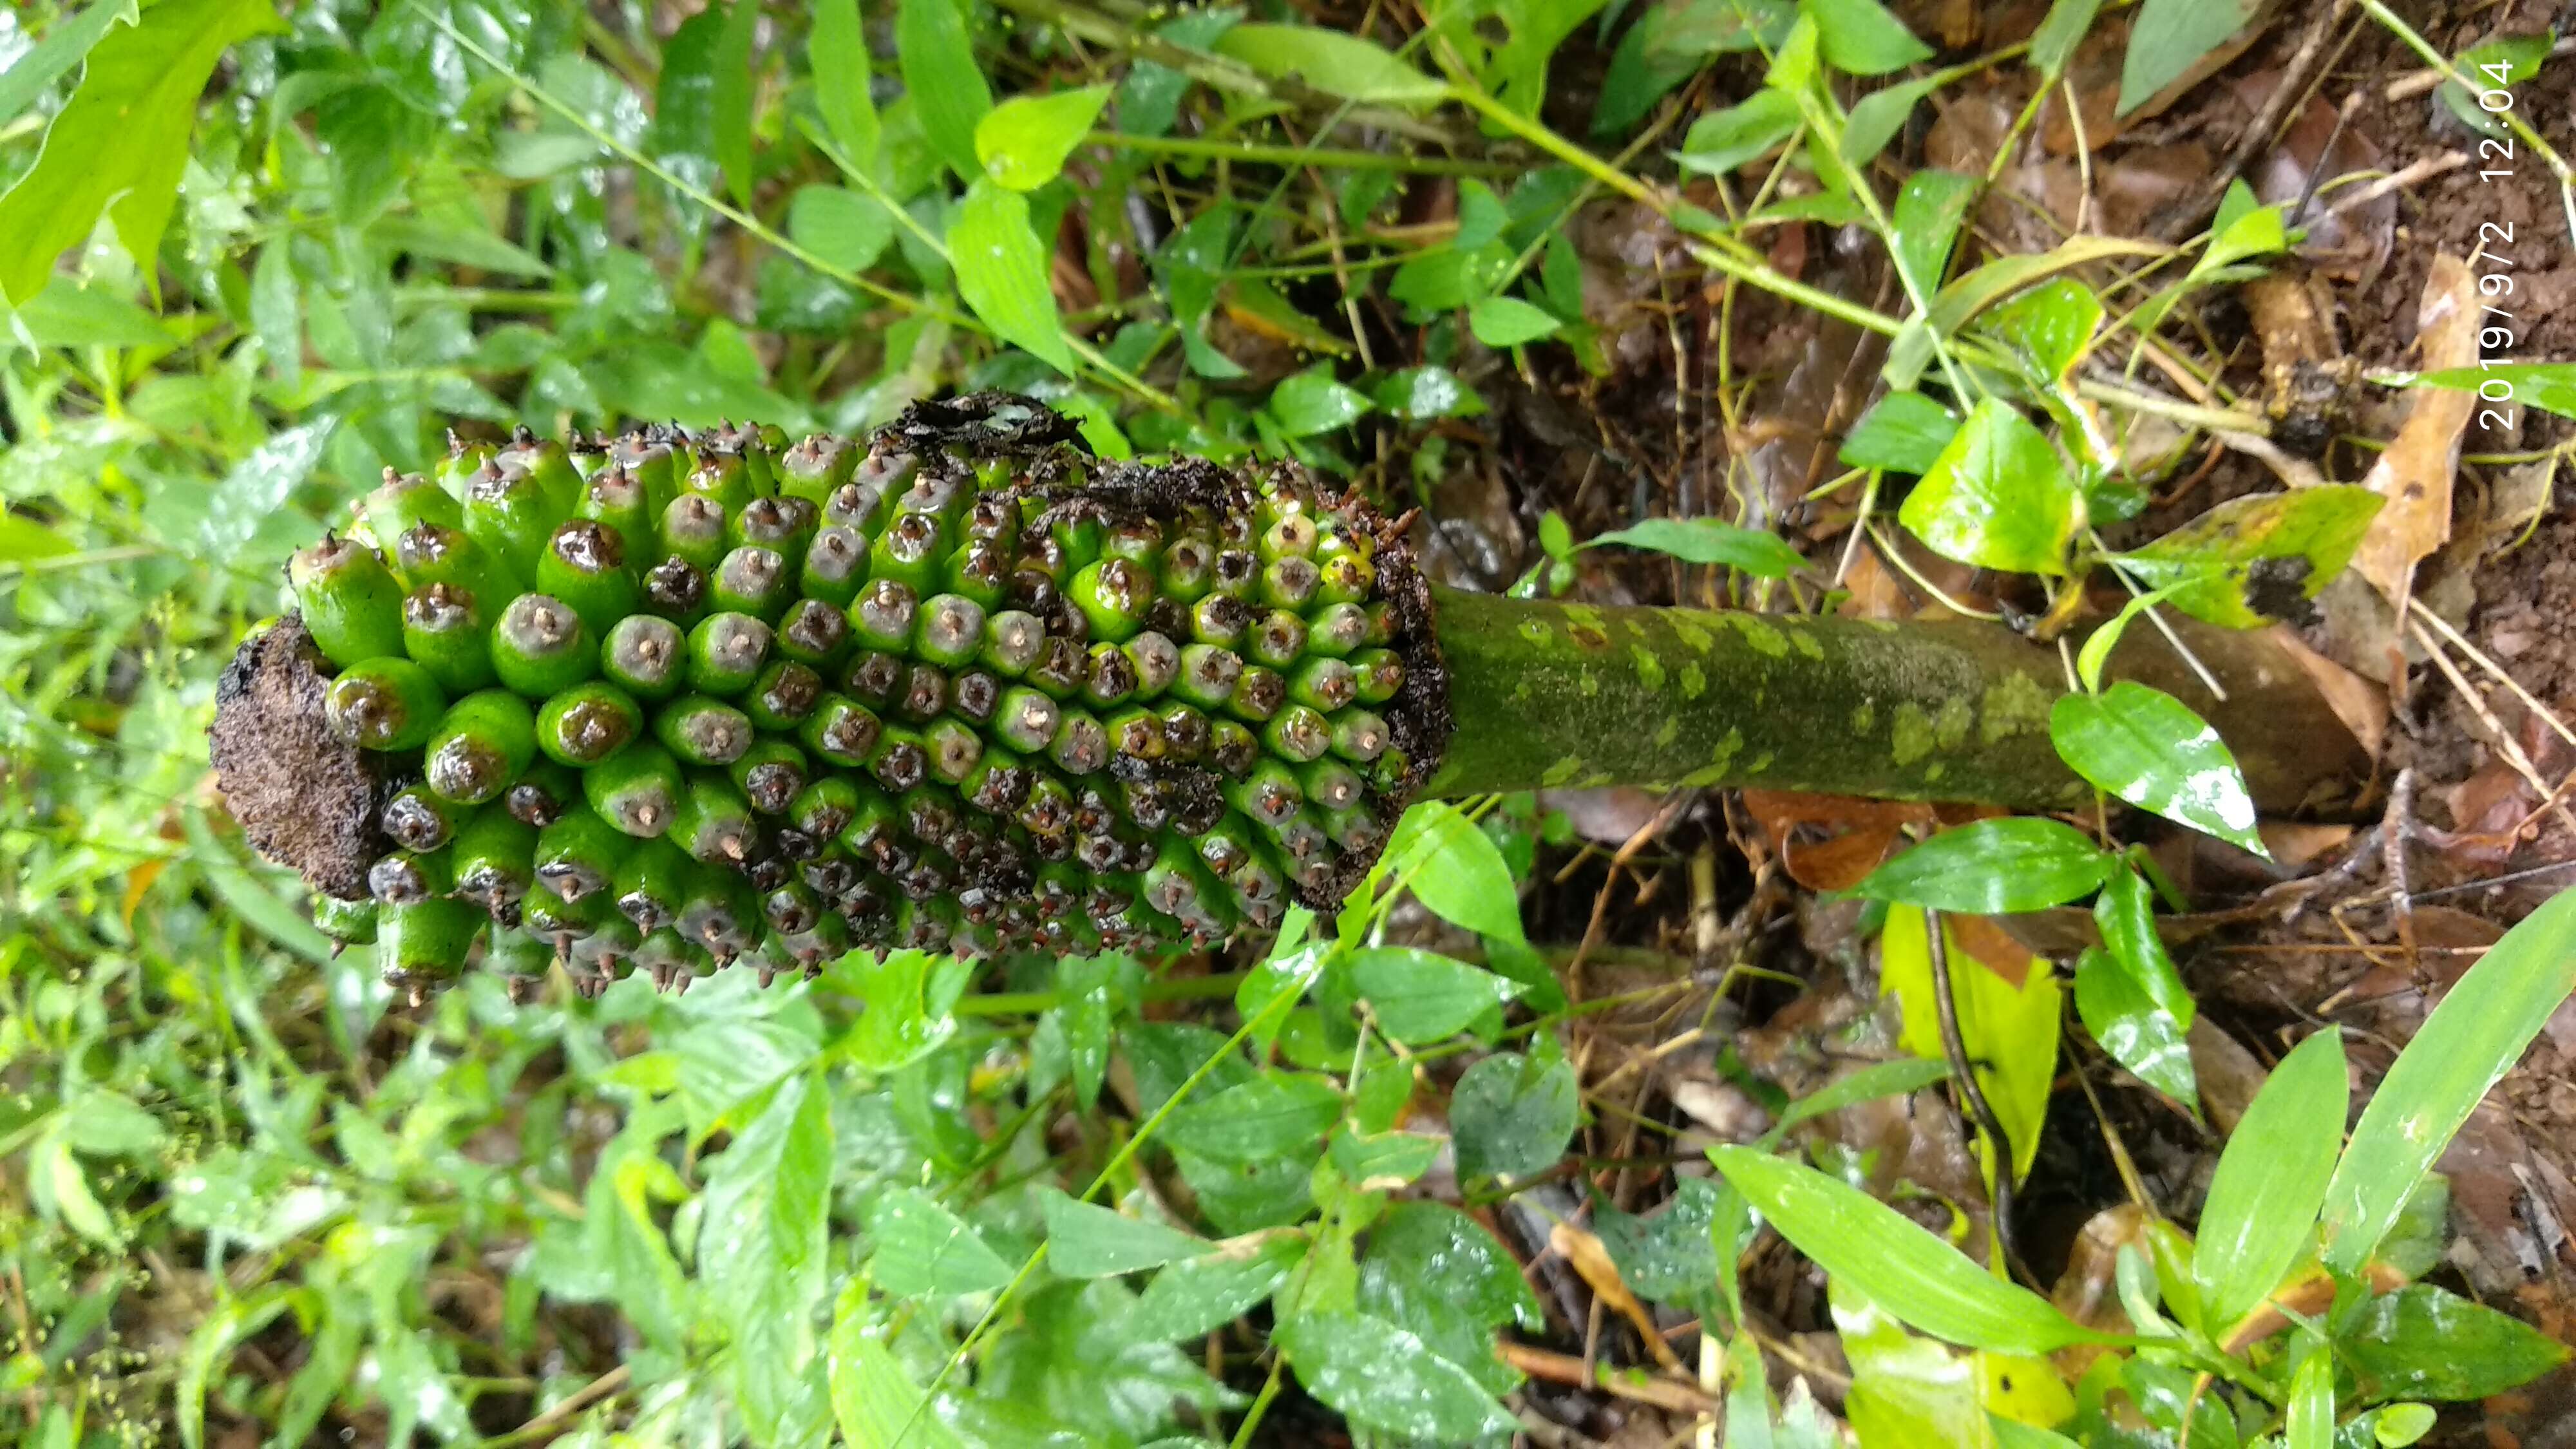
[1092,130,1513,178]
[1228,1357,1289,1448]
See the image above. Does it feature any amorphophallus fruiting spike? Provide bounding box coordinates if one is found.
[212,393,2369,1001]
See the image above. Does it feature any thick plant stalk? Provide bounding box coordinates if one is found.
[210,394,2368,996]
[1423,588,2366,812]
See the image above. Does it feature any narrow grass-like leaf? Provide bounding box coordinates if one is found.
[2398,362,2576,421]
[809,0,880,166]
[2193,1027,2345,1332]
[1213,24,1446,106]
[1588,517,1806,577]
[896,0,991,179]
[1709,1146,2107,1353]
[710,0,757,207]
[2287,1350,2333,1449]
[2322,887,2576,1274]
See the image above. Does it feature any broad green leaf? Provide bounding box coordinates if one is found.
[1349,947,1520,1043]
[1124,1235,1302,1344]
[951,177,1074,376]
[788,184,895,275]
[1853,818,2112,914]
[1381,801,1525,943]
[1161,1074,1343,1163]
[0,0,139,126]
[1833,1284,2074,1446]
[368,217,551,278]
[10,278,175,350]
[1985,278,2102,384]
[2049,682,2265,855]
[1266,366,1372,436]
[1597,1177,1724,1316]
[0,0,285,304]
[1273,1311,1517,1441]
[1710,1146,2106,1352]
[897,0,991,179]
[1841,390,1960,474]
[1040,1189,1206,1277]
[1674,89,1800,177]
[2117,0,2260,117]
[711,0,759,207]
[0,515,73,563]
[2194,1028,2345,1332]
[1358,1200,1543,1395]
[1374,365,1486,419]
[1450,1048,1578,1181]
[2344,1284,2571,1401]
[1467,295,1560,348]
[1801,0,1931,75]
[2075,947,2197,1110]
[1886,236,2163,388]
[2398,362,2576,421]
[829,1285,968,1449]
[838,947,972,1070]
[1888,168,1980,296]
[2113,485,2385,629]
[974,85,1112,191]
[1329,1126,1443,1188]
[1587,516,1806,577]
[2439,33,2549,138]
[1594,0,1795,136]
[2029,0,2102,77]
[1880,907,2060,1179]
[2322,886,2576,1274]
[866,1187,1016,1297]
[1899,399,2081,576]
[810,0,881,166]
[1215,24,1447,107]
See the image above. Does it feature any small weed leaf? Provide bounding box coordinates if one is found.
[1588,516,1806,577]
[1674,89,1801,178]
[1451,1048,1579,1181]
[1840,389,1961,474]
[2093,866,2193,1024]
[829,1293,969,1449]
[1898,399,2082,576]
[2076,946,2198,1110]
[1213,24,1448,107]
[1888,168,1980,295]
[2192,1028,2345,1334]
[1985,278,2103,386]
[1594,0,1794,136]
[2117,0,2261,117]
[1800,0,1931,75]
[1886,236,2162,387]
[866,1187,1016,1297]
[2322,886,2576,1275]
[2113,484,2384,629]
[951,178,1074,375]
[1273,1310,1518,1443]
[1381,800,1526,943]
[1265,366,1374,437]
[787,185,895,274]
[1854,818,2112,915]
[2048,681,2266,855]
[1841,73,1943,169]
[2287,1351,2334,1449]
[1374,365,1487,419]
[2440,32,2551,138]
[2028,0,2103,77]
[1349,947,1521,1043]
[2342,1284,2573,1401]
[1466,294,1561,348]
[974,85,1112,191]
[2194,180,2288,280]
[1124,1235,1303,1345]
[1039,1188,1208,1278]
[710,0,758,207]
[896,0,990,179]
[1710,1146,2107,1354]
[808,0,880,166]
[2396,361,2576,420]
[1162,1074,1344,1163]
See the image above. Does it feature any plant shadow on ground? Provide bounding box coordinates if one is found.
[10,0,2576,1444]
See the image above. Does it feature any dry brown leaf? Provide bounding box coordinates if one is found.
[1742,788,1937,891]
[1548,1220,1685,1370]
[2349,252,2477,606]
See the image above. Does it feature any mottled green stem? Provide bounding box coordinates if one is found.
[1423,587,2367,813]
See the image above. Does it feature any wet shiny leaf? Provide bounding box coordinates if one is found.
[1985,278,2102,384]
[1711,1146,2107,1352]
[1374,364,1486,419]
[1265,366,1372,436]
[2076,947,2197,1110]
[1273,1309,1517,1442]
[1450,1049,1577,1181]
[2049,681,2265,855]
[1841,389,1961,474]
[1899,399,2081,576]
[975,84,1111,191]
[1359,1201,1542,1394]
[1855,817,2112,914]
[2344,1284,2571,1400]
[866,1186,1015,1297]
[2112,485,2384,628]
[1889,168,1980,294]
[2194,1027,2344,1332]
[2322,886,2576,1274]
[1041,1188,1207,1277]
[952,177,1074,375]
[1349,947,1520,1043]
[1162,1074,1343,1164]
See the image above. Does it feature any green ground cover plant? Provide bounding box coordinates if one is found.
[10,0,2576,1444]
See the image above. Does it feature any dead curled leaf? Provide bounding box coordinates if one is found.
[2343,252,2477,607]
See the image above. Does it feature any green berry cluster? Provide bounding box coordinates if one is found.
[249,399,1434,998]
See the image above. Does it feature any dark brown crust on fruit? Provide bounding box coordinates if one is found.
[209,615,392,901]
[875,395,1453,912]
